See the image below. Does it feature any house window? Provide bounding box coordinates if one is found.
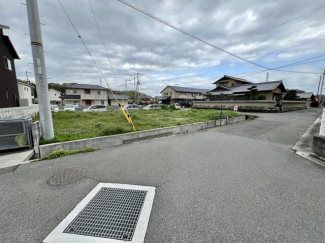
[101,100,104,105]
[170,92,172,95]
[4,57,12,70]
[98,91,103,95]
[192,93,195,97]
[73,90,77,93]
[13,93,16,101]
[84,89,91,94]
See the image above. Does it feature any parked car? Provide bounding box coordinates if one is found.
[123,104,141,111]
[174,103,181,110]
[143,104,161,110]
[50,105,59,112]
[83,105,107,112]
[64,104,75,111]
[73,104,81,111]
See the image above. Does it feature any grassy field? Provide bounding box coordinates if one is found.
[35,109,241,145]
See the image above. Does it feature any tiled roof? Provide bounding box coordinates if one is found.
[65,84,107,90]
[297,92,313,99]
[108,94,129,100]
[213,75,253,84]
[164,86,210,94]
[210,81,285,95]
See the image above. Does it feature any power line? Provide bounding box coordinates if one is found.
[58,0,136,130]
[225,4,325,48]
[116,0,270,70]
[88,0,120,90]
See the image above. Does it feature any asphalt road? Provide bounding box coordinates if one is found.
[0,108,324,243]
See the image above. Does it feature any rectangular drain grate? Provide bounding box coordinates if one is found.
[63,188,147,241]
[43,183,156,243]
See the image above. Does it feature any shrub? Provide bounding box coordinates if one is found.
[161,104,168,110]
[38,148,95,161]
[169,104,176,110]
[256,94,266,100]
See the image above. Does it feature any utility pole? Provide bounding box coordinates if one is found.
[26,0,54,140]
[26,71,32,84]
[125,79,131,98]
[266,72,269,82]
[320,68,325,107]
[316,74,322,98]
[134,73,143,104]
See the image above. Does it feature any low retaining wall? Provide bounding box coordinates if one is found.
[281,101,307,112]
[37,116,246,158]
[311,135,325,160]
[0,105,39,119]
[193,100,279,112]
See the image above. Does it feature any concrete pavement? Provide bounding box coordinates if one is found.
[0,108,324,243]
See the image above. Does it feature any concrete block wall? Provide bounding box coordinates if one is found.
[0,105,39,119]
[311,135,325,160]
[37,116,246,158]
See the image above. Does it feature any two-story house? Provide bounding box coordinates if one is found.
[17,81,34,106]
[60,84,108,107]
[160,85,209,106]
[0,24,20,108]
[209,75,286,100]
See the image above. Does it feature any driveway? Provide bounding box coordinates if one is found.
[0,108,324,243]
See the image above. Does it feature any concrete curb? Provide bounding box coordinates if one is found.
[0,149,34,176]
[37,116,246,158]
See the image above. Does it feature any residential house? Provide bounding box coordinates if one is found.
[139,94,152,104]
[48,88,62,106]
[296,92,314,106]
[60,84,108,107]
[209,75,286,100]
[17,81,34,106]
[108,94,129,106]
[0,24,20,108]
[160,85,209,106]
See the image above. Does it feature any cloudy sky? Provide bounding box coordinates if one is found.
[1,0,325,96]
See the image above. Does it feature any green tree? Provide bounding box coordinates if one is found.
[246,85,259,100]
[283,90,297,100]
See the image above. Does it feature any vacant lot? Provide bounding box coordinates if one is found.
[34,109,241,145]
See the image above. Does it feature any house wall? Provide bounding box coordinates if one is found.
[109,99,124,106]
[161,87,206,100]
[48,89,61,105]
[0,31,19,108]
[18,82,34,106]
[194,100,276,107]
[66,88,108,101]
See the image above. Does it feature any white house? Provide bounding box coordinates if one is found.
[48,88,62,105]
[17,81,34,106]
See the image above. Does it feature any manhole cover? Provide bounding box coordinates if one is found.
[47,168,87,186]
[63,188,147,241]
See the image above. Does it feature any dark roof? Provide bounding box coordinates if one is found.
[286,88,306,93]
[65,84,107,90]
[209,85,231,92]
[162,85,210,94]
[0,24,10,30]
[297,92,313,99]
[157,96,171,100]
[108,94,129,100]
[1,25,20,59]
[139,94,152,99]
[59,94,81,99]
[213,75,253,84]
[210,81,286,95]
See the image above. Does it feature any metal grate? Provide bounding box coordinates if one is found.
[63,188,147,241]
[0,121,25,136]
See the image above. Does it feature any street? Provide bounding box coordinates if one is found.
[0,108,324,243]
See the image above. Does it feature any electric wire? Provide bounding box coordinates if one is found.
[58,0,136,130]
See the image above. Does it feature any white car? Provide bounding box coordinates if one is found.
[174,103,181,110]
[83,105,107,112]
[64,104,75,111]
[50,105,59,112]
[123,104,141,111]
[143,104,161,110]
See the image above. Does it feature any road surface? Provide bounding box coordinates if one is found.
[0,108,324,243]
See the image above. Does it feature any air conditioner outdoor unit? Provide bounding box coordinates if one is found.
[0,118,33,151]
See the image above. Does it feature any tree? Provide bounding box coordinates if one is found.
[246,85,259,100]
[283,90,297,100]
